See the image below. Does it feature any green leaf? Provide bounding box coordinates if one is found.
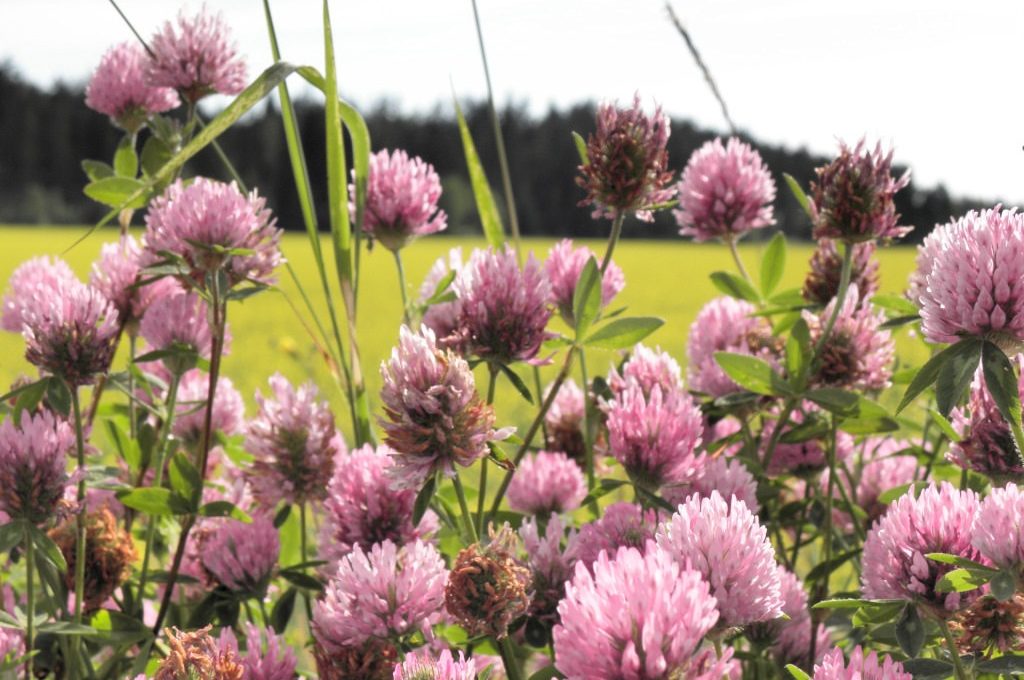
[45,377,72,418]
[838,398,899,435]
[88,609,153,644]
[982,341,1024,442]
[169,452,201,503]
[925,553,998,572]
[105,420,142,473]
[199,501,252,523]
[0,520,24,554]
[113,134,138,178]
[976,654,1024,674]
[278,569,323,591]
[783,173,812,218]
[934,568,988,593]
[82,159,114,182]
[37,621,96,636]
[571,131,589,165]
[991,569,1017,602]
[413,475,436,527]
[140,136,173,179]
[812,598,872,610]
[759,232,786,297]
[337,100,371,234]
[29,526,67,573]
[709,271,760,302]
[714,352,788,396]
[13,377,49,422]
[899,659,953,678]
[580,479,629,507]
[871,293,919,316]
[453,95,504,249]
[806,548,860,583]
[936,339,984,415]
[270,586,297,634]
[785,664,811,680]
[897,338,982,414]
[786,318,812,386]
[498,364,534,403]
[116,487,189,516]
[929,409,961,442]
[273,504,292,529]
[584,317,664,350]
[878,482,916,505]
[529,667,561,680]
[83,177,149,209]
[806,388,859,416]
[572,257,601,338]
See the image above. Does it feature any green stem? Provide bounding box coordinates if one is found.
[136,371,182,613]
[489,347,578,520]
[578,351,598,513]
[24,527,34,680]
[392,249,411,326]
[725,236,751,283]
[820,416,838,595]
[599,211,625,276]
[452,472,479,544]
[477,365,499,537]
[70,385,87,667]
[939,616,968,680]
[497,636,525,680]
[259,598,270,625]
[300,503,313,622]
[128,335,138,440]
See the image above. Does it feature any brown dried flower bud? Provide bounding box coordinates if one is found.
[49,507,137,614]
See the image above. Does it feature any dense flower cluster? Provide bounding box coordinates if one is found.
[812,646,911,680]
[86,41,179,131]
[0,410,75,525]
[803,239,879,307]
[544,239,625,325]
[804,285,894,391]
[687,296,779,397]
[950,361,1024,478]
[357,149,447,250]
[50,507,137,613]
[147,7,248,102]
[508,450,587,516]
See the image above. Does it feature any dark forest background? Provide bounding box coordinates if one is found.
[0,63,991,243]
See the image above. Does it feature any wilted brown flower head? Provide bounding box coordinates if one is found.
[154,626,244,680]
[312,638,398,680]
[952,594,1024,655]
[50,507,137,614]
[803,239,879,307]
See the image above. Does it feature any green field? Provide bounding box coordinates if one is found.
[0,226,922,440]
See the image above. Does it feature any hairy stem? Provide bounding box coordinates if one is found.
[392,249,411,326]
[70,386,88,667]
[939,616,968,680]
[24,527,34,680]
[726,236,752,283]
[477,364,499,537]
[452,472,479,544]
[599,211,625,277]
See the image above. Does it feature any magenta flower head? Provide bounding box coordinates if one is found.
[973,483,1024,574]
[508,450,587,516]
[192,511,280,596]
[810,138,911,243]
[664,455,760,514]
[356,149,447,251]
[217,623,297,680]
[554,544,727,680]
[418,247,463,345]
[804,284,894,391]
[862,481,985,615]
[576,93,676,222]
[950,360,1024,479]
[520,515,576,625]
[544,239,625,325]
[171,370,245,448]
[144,177,282,290]
[22,279,119,386]
[314,540,447,646]
[91,235,181,327]
[915,207,1024,348]
[139,291,217,370]
[0,410,75,525]
[86,41,179,131]
[147,7,247,102]
[380,325,502,489]
[657,490,784,628]
[607,343,683,398]
[568,501,661,570]
[687,297,779,398]
[2,256,78,333]
[544,378,586,465]
[318,443,437,567]
[605,383,703,492]
[452,246,552,364]
[393,649,476,680]
[804,239,879,307]
[244,373,341,507]
[812,646,911,680]
[675,137,776,243]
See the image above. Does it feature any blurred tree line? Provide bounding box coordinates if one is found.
[0,64,986,242]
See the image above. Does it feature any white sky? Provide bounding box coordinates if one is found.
[4,0,1023,204]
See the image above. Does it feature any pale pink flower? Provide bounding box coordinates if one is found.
[451,246,552,364]
[144,178,282,289]
[91,235,181,325]
[380,326,501,489]
[318,443,437,566]
[171,370,245,447]
[139,291,219,361]
[810,138,911,243]
[812,646,911,680]
[217,624,297,680]
[949,360,1024,478]
[0,410,75,525]
[1,256,77,333]
[577,94,676,222]
[418,247,463,345]
[907,224,945,306]
[508,450,587,516]
[244,373,341,507]
[356,149,447,251]
[520,515,576,625]
[0,623,23,672]
[973,483,1024,572]
[554,545,725,680]
[192,511,279,595]
[568,502,660,570]
[393,649,476,680]
[544,239,625,324]
[675,137,775,242]
[22,279,119,386]
[803,285,894,391]
[748,566,829,668]
[804,240,879,307]
[313,540,447,646]
[608,343,683,398]
[687,297,779,398]
[605,383,703,492]
[147,7,247,102]
[664,455,759,513]
[916,207,1024,346]
[86,41,179,131]
[657,490,784,628]
[862,482,986,614]
[544,378,586,465]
